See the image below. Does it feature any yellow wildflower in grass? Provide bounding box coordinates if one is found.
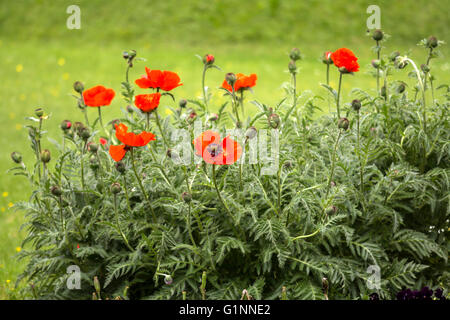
[62,73,70,80]
[58,58,66,66]
[15,124,22,130]
[2,192,8,197]
[16,247,22,252]
[165,109,173,115]
[6,280,10,284]
[16,64,23,72]
[1,207,5,213]
[9,112,15,120]
[8,202,13,208]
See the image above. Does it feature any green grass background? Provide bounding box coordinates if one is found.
[0,0,449,298]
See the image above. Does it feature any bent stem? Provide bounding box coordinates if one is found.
[336,72,343,118]
[114,193,134,251]
[130,148,157,223]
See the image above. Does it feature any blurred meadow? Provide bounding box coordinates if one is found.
[0,0,449,298]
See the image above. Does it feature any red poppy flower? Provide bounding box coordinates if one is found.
[193,130,242,165]
[330,48,360,73]
[109,123,156,161]
[222,73,257,92]
[135,67,182,91]
[134,93,161,112]
[83,85,115,107]
[99,138,107,146]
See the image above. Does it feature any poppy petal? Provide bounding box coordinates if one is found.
[109,144,127,162]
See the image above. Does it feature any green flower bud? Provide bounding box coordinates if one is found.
[181,192,192,203]
[164,275,173,285]
[110,182,121,194]
[89,156,99,170]
[288,60,297,74]
[371,59,380,68]
[51,185,62,197]
[115,161,126,174]
[111,119,120,131]
[225,73,237,87]
[338,117,349,130]
[322,51,333,65]
[73,122,85,135]
[325,205,337,215]
[40,149,51,163]
[88,143,98,153]
[126,105,134,113]
[60,120,72,131]
[421,64,430,73]
[245,126,257,140]
[203,54,215,65]
[389,51,400,62]
[80,128,90,141]
[426,36,438,48]
[11,152,22,164]
[179,99,187,108]
[351,99,361,111]
[289,48,301,61]
[35,108,44,118]
[397,82,406,94]
[269,113,280,129]
[380,85,386,97]
[208,113,219,122]
[372,29,384,41]
[73,81,84,94]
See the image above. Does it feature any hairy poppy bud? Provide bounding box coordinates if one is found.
[126,105,134,113]
[351,99,361,111]
[40,149,51,163]
[73,122,85,135]
[289,48,301,61]
[110,182,121,194]
[179,99,187,108]
[225,73,237,87]
[73,81,84,94]
[89,156,99,170]
[389,51,400,62]
[426,36,438,48]
[51,185,62,197]
[80,128,90,141]
[338,117,349,130]
[187,110,197,123]
[283,160,293,169]
[325,206,337,215]
[397,82,406,94]
[421,64,430,73]
[115,161,126,174]
[269,113,280,129]
[235,121,242,129]
[322,51,333,65]
[245,126,257,140]
[288,60,297,74]
[208,113,219,122]
[182,192,192,203]
[11,152,22,164]
[371,59,380,68]
[35,108,44,118]
[164,275,173,285]
[60,120,72,131]
[372,29,384,41]
[88,143,98,153]
[203,54,215,65]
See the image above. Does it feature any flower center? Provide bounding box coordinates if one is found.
[206,143,223,158]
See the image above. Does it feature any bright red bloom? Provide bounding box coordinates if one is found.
[109,123,156,161]
[99,138,107,146]
[222,73,257,92]
[83,85,115,107]
[135,67,182,91]
[330,48,360,73]
[193,131,242,165]
[134,93,161,112]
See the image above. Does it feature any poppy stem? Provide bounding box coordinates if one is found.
[202,65,208,113]
[114,193,134,251]
[326,64,330,113]
[122,175,132,212]
[231,87,241,126]
[336,72,343,119]
[97,107,110,139]
[356,111,363,194]
[325,129,342,200]
[146,113,150,131]
[240,90,245,122]
[130,148,157,223]
[155,110,169,149]
[376,40,380,97]
[80,141,86,190]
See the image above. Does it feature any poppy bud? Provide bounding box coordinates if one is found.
[187,111,197,123]
[11,152,22,164]
[73,81,84,94]
[325,206,337,215]
[288,60,297,74]
[208,113,219,122]
[51,185,62,197]
[225,73,237,87]
[122,51,129,59]
[89,156,99,170]
[269,113,280,129]
[289,48,301,61]
[235,121,242,129]
[351,99,361,111]
[115,161,126,174]
[35,108,44,118]
[40,149,51,163]
[245,126,257,140]
[380,85,386,97]
[93,276,101,295]
[179,99,187,108]
[397,82,406,94]
[126,105,134,113]
[80,128,90,141]
[60,120,72,131]
[203,54,215,65]
[77,99,86,110]
[182,192,192,203]
[111,119,120,131]
[372,29,384,41]
[338,118,349,130]
[389,51,400,62]
[371,59,380,68]
[426,36,438,48]
[421,64,430,73]
[322,51,333,65]
[73,122,85,135]
[88,143,98,153]
[164,275,173,285]
[283,160,293,169]
[110,182,121,194]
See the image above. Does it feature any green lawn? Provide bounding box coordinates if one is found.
[0,0,448,299]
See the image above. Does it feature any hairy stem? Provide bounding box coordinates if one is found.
[336,72,343,118]
[114,193,134,251]
[325,130,342,199]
